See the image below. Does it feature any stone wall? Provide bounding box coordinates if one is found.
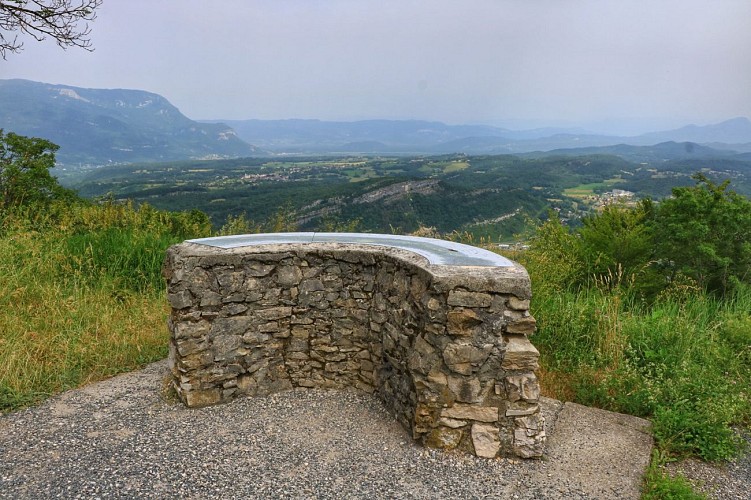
[164,240,545,458]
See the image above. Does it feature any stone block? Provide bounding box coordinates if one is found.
[505,373,540,402]
[507,296,530,310]
[286,352,309,361]
[216,271,245,293]
[257,306,292,321]
[288,338,309,352]
[426,297,442,311]
[447,290,492,308]
[184,388,221,408]
[447,376,482,403]
[178,350,214,370]
[176,338,209,357]
[299,279,325,293]
[210,316,253,337]
[224,303,249,316]
[242,331,271,344]
[174,320,210,340]
[424,427,463,450]
[199,291,222,307]
[276,265,303,287]
[446,308,482,336]
[505,404,540,417]
[168,290,193,309]
[471,423,501,458]
[246,263,275,277]
[259,322,280,333]
[501,335,540,371]
[506,315,537,335]
[441,404,498,422]
[442,343,492,375]
[212,335,242,361]
[439,417,467,429]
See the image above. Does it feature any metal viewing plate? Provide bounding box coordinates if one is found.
[187,232,513,267]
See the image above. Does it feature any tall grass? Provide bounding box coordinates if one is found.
[523,258,751,461]
[0,200,211,412]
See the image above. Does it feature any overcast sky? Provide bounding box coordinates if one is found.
[2,0,750,133]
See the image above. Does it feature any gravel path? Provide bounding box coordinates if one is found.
[0,360,655,499]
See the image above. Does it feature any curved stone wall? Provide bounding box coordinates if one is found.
[164,234,545,458]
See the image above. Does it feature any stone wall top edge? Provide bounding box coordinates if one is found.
[169,241,531,297]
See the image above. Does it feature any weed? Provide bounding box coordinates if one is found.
[642,451,706,499]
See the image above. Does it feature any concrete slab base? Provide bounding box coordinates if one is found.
[510,398,653,499]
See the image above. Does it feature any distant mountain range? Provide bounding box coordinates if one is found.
[2,79,751,166]
[206,117,751,156]
[0,79,259,165]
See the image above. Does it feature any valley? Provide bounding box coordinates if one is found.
[68,150,751,241]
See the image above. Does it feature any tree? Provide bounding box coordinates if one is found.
[0,0,101,59]
[578,200,656,290]
[0,129,72,209]
[654,174,751,295]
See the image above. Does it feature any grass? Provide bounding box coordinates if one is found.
[418,160,470,175]
[506,240,750,497]
[642,451,707,500]
[443,160,469,173]
[0,231,169,410]
[0,200,211,412]
[563,177,623,199]
[563,182,606,199]
[526,283,751,461]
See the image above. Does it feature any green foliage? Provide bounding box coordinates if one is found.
[265,202,299,233]
[529,176,751,299]
[218,212,262,236]
[70,154,643,240]
[63,227,177,292]
[0,196,212,412]
[316,215,362,233]
[654,174,751,295]
[642,451,706,500]
[522,184,751,461]
[578,200,658,292]
[0,130,74,209]
[525,240,751,461]
[523,214,586,294]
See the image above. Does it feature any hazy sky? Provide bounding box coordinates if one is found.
[2,0,750,133]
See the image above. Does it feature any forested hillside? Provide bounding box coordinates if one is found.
[69,150,751,240]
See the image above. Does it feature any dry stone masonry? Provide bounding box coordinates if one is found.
[164,233,545,459]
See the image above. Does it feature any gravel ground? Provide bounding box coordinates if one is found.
[665,430,751,500]
[0,360,652,499]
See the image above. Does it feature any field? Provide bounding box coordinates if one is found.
[562,177,623,199]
